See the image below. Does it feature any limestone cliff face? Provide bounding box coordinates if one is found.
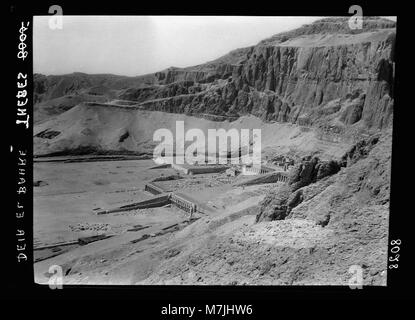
[233,32,395,129]
[35,17,396,130]
[119,17,396,130]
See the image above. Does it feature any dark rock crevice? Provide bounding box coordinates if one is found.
[119,131,130,143]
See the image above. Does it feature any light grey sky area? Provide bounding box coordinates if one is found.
[33,16,397,77]
[33,16,324,77]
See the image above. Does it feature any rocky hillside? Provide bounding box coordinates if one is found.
[35,17,395,132]
[32,18,395,286]
[130,130,391,286]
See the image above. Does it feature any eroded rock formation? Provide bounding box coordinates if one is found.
[35,17,395,130]
[256,156,342,222]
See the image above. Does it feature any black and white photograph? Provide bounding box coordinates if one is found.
[30,14,396,286]
[6,3,413,305]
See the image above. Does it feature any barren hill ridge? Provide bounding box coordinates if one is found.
[34,17,395,157]
[35,17,395,128]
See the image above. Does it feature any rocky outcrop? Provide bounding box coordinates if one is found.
[137,17,395,129]
[340,134,380,166]
[288,156,341,191]
[229,29,395,128]
[35,17,395,131]
[256,130,388,224]
[256,156,342,222]
[255,185,291,222]
[339,90,366,125]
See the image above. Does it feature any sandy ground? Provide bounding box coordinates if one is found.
[32,107,375,286]
[34,106,351,160]
[34,157,273,284]
[34,193,267,285]
[33,140,388,286]
[34,159,181,246]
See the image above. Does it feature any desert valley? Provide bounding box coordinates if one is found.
[33,17,395,285]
